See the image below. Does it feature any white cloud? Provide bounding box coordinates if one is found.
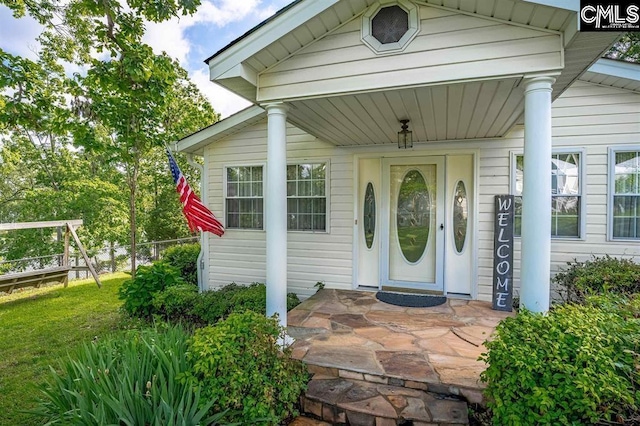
[143,0,273,65]
[191,68,251,118]
[0,5,43,59]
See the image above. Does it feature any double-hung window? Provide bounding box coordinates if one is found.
[225,166,263,230]
[513,151,583,238]
[287,163,327,232]
[610,149,640,240]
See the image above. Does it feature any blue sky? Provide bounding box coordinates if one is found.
[0,0,294,117]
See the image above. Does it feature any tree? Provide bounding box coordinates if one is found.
[605,33,640,63]
[1,0,219,276]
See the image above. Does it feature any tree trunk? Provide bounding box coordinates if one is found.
[110,241,116,273]
[129,164,138,278]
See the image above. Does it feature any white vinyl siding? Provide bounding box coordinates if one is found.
[204,121,353,298]
[475,81,640,302]
[258,6,562,101]
[200,81,638,303]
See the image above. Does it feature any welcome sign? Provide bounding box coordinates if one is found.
[492,195,514,312]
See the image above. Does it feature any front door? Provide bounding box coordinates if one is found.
[381,157,445,292]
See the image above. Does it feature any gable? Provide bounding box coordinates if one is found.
[257,5,563,102]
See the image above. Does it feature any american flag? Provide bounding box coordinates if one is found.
[166,149,224,237]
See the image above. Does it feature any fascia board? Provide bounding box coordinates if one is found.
[208,0,341,80]
[521,0,579,12]
[588,58,640,82]
[176,106,266,153]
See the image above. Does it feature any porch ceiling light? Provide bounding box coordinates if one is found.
[398,119,413,149]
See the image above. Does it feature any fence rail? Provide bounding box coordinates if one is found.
[0,236,199,280]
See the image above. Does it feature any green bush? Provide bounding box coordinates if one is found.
[186,311,309,424]
[152,284,199,324]
[153,282,301,326]
[162,243,201,286]
[480,303,640,425]
[34,325,227,425]
[119,262,184,318]
[553,255,640,303]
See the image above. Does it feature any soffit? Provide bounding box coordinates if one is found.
[286,78,524,146]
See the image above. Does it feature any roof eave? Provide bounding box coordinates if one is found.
[176,106,266,154]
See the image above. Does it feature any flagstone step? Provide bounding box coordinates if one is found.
[301,375,468,426]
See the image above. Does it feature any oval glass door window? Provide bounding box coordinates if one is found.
[397,170,430,263]
[363,182,376,249]
[453,180,468,253]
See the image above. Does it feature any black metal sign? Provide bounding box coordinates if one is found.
[492,195,514,312]
[580,1,639,31]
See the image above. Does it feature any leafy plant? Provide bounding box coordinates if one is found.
[162,243,201,286]
[119,261,184,318]
[185,311,309,424]
[33,325,228,426]
[152,284,199,324]
[553,255,640,303]
[152,282,301,326]
[480,303,640,425]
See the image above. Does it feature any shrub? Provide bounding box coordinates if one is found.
[119,262,184,318]
[153,282,301,326]
[480,303,640,425]
[553,255,640,303]
[186,311,309,424]
[152,284,199,323]
[34,325,227,425]
[162,243,201,286]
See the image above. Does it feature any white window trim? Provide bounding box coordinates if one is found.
[286,159,331,234]
[361,0,419,55]
[509,148,586,240]
[607,145,640,241]
[223,162,266,232]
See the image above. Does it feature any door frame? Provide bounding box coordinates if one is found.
[380,156,445,292]
[352,149,480,299]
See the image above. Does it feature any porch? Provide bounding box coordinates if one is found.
[288,289,513,425]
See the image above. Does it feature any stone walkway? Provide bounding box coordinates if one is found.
[288,289,514,405]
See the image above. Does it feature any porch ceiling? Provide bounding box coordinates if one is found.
[286,77,523,146]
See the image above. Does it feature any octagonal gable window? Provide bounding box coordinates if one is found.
[372,6,408,44]
[362,1,419,54]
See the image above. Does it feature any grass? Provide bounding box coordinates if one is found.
[0,273,129,426]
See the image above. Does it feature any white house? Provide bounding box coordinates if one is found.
[176,0,640,324]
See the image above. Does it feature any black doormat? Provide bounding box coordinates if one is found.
[375,291,447,308]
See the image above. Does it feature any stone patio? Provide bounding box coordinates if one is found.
[288,289,513,425]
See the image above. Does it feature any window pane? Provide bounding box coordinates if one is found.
[551,196,579,237]
[227,213,239,228]
[299,181,312,196]
[514,196,522,236]
[312,163,326,180]
[253,183,263,197]
[299,164,312,179]
[239,182,252,197]
[314,214,326,231]
[287,165,297,180]
[299,214,312,230]
[313,180,325,197]
[227,182,238,197]
[226,199,239,213]
[613,195,639,238]
[552,153,580,195]
[452,180,468,253]
[252,166,262,181]
[287,182,297,197]
[515,155,524,196]
[227,167,238,182]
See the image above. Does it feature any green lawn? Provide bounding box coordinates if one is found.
[0,274,128,426]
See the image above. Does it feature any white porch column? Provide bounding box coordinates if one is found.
[265,103,289,327]
[520,76,555,313]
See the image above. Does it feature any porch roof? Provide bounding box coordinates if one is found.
[205,0,618,104]
[176,59,637,154]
